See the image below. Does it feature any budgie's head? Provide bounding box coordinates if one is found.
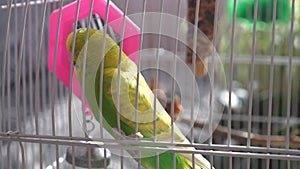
[66,28,123,68]
[66,28,98,64]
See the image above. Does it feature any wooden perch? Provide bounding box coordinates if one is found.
[180,118,300,149]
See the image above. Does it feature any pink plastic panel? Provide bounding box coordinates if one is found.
[48,0,140,114]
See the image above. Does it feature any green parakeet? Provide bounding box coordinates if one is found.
[66,28,212,169]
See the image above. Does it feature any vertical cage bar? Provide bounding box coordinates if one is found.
[104,148,107,169]
[6,32,11,132]
[13,0,18,132]
[21,27,27,131]
[121,150,124,169]
[155,1,165,167]
[135,1,146,167]
[81,0,95,138]
[266,159,270,169]
[51,0,64,136]
[55,145,60,169]
[98,0,111,139]
[88,148,91,169]
[21,0,27,136]
[171,0,182,168]
[156,153,159,169]
[41,3,49,113]
[16,0,30,133]
[27,0,33,133]
[172,152,176,169]
[190,0,200,165]
[135,0,147,139]
[287,160,291,169]
[267,0,277,151]
[68,0,80,166]
[190,0,201,166]
[229,156,232,169]
[71,146,75,169]
[209,0,219,146]
[170,0,181,143]
[1,0,13,131]
[68,0,81,138]
[192,153,195,169]
[35,1,47,168]
[34,0,39,79]
[286,0,295,150]
[7,142,11,169]
[247,158,251,169]
[0,143,2,169]
[116,0,129,133]
[114,1,129,168]
[51,1,65,168]
[153,0,165,143]
[228,0,237,147]
[247,0,259,147]
[19,142,26,169]
[191,0,200,145]
[137,151,141,169]
[210,155,213,169]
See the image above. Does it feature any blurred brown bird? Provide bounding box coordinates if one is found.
[150,76,183,122]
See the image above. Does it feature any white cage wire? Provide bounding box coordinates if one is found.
[0,0,299,169]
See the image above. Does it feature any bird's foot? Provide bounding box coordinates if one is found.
[112,128,143,158]
[112,128,143,140]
